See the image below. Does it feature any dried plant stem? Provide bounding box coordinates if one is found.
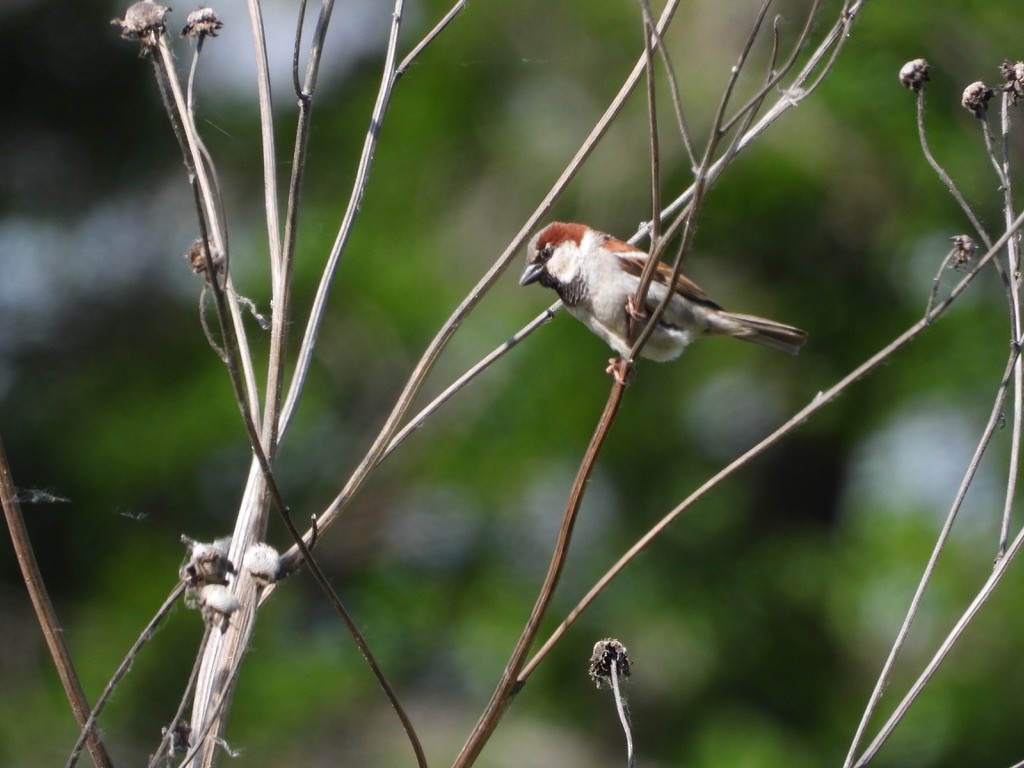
[622,0,664,361]
[278,0,468,445]
[0,433,113,768]
[996,92,1021,557]
[522,207,1024,679]
[914,89,992,249]
[610,660,635,768]
[187,473,266,768]
[179,601,256,768]
[66,583,186,768]
[646,11,696,171]
[842,346,1021,768]
[278,0,405,441]
[641,0,661,244]
[719,0,824,137]
[452,378,629,768]
[273,0,339,458]
[148,627,212,768]
[649,0,864,241]
[376,303,560,466]
[243,0,283,289]
[153,37,261,428]
[852,516,1024,767]
[396,0,468,78]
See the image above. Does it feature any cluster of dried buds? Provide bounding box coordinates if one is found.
[1001,60,1024,104]
[179,536,281,631]
[900,57,1024,119]
[112,3,222,53]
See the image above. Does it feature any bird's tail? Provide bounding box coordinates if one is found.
[716,312,808,356]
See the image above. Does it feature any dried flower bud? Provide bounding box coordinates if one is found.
[243,542,280,586]
[899,59,930,93]
[180,534,235,588]
[161,721,192,755]
[181,7,223,38]
[199,584,241,629]
[111,1,170,50]
[949,235,976,271]
[961,81,995,118]
[185,237,224,277]
[1001,60,1024,104]
[588,638,632,689]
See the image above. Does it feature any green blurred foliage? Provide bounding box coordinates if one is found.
[3,0,1024,765]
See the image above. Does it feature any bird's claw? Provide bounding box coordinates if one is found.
[606,357,635,385]
[626,296,649,322]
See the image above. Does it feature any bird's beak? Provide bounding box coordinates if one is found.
[519,263,544,286]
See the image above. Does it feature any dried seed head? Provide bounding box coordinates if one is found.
[199,584,241,629]
[1001,60,1024,104]
[899,59,930,93]
[180,534,235,588]
[111,1,170,50]
[184,237,224,277]
[949,235,976,271]
[161,721,192,755]
[588,638,632,689]
[243,542,280,586]
[962,81,995,118]
[181,6,223,38]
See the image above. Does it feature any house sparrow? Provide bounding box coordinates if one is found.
[519,222,807,375]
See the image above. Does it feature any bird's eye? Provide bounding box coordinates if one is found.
[538,245,553,262]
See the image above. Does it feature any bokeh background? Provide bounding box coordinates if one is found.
[3,0,1024,765]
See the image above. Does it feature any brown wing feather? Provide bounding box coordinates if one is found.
[613,247,722,309]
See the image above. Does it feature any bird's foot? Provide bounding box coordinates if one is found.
[606,357,635,385]
[625,296,649,322]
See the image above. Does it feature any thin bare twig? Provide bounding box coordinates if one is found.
[452,376,629,768]
[66,584,186,768]
[376,302,561,466]
[915,89,993,250]
[261,301,557,610]
[842,346,1021,768]
[609,660,635,768]
[638,0,696,169]
[148,627,212,768]
[396,0,469,79]
[643,0,662,243]
[648,0,866,241]
[0,433,113,768]
[996,91,1021,558]
[277,0,405,442]
[243,0,283,290]
[852,515,1024,767]
[628,0,777,363]
[273,0,338,458]
[620,0,663,367]
[718,0,825,136]
[153,36,261,428]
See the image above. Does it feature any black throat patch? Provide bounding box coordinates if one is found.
[551,272,587,306]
